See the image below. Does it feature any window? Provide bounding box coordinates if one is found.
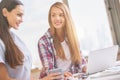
[68,0,113,51]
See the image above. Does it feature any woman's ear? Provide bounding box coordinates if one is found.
[2,8,8,17]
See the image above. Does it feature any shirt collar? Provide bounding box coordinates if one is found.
[45,28,53,42]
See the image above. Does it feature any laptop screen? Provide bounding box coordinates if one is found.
[87,45,118,75]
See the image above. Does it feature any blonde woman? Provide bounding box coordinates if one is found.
[38,2,86,80]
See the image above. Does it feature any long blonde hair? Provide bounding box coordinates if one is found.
[48,2,82,64]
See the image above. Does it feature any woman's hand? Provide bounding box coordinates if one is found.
[42,72,62,80]
[64,72,72,80]
[82,66,87,73]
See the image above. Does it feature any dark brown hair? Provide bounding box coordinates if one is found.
[0,0,24,68]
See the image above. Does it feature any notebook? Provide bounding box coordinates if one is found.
[87,45,119,75]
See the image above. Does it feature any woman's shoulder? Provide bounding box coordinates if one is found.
[0,39,6,57]
[9,31,21,41]
[38,29,52,44]
[0,38,5,49]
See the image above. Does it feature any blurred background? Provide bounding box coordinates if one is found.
[5,0,120,70]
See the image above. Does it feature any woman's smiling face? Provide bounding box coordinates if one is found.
[50,7,65,30]
[3,5,24,29]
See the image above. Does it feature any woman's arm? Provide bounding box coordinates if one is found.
[30,73,34,80]
[0,63,15,80]
[40,72,62,80]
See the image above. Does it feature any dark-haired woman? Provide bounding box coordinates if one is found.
[0,0,32,80]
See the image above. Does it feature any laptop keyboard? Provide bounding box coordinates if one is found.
[89,68,120,78]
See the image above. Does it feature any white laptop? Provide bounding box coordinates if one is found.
[87,45,119,75]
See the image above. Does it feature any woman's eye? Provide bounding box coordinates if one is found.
[60,14,64,17]
[51,14,55,17]
[17,14,22,17]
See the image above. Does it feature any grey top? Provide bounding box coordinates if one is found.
[0,31,32,80]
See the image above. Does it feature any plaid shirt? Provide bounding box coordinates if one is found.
[38,29,87,79]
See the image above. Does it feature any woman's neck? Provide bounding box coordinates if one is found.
[56,29,65,42]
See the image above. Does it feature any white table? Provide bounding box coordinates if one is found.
[87,61,120,80]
